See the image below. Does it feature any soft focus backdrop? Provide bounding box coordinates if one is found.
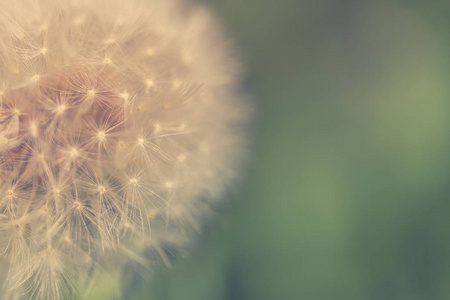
[118,0,450,299]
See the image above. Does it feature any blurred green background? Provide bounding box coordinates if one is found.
[122,0,450,299]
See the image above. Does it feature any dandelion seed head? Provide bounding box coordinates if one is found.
[0,0,249,298]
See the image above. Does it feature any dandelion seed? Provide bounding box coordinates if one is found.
[153,123,161,133]
[145,47,154,56]
[172,79,182,89]
[73,201,81,209]
[119,91,129,101]
[117,140,125,149]
[87,90,96,98]
[0,135,8,147]
[165,181,174,189]
[73,17,84,26]
[56,104,66,115]
[97,186,105,194]
[29,122,39,137]
[115,17,125,27]
[96,131,106,141]
[104,37,116,45]
[177,153,186,162]
[69,148,79,158]
[145,79,155,91]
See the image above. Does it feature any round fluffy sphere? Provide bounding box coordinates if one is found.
[0,0,248,298]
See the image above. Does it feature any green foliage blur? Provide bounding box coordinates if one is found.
[122,0,450,299]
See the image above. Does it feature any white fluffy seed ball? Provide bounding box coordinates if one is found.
[0,0,248,299]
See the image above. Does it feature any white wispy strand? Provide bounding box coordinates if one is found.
[0,0,248,298]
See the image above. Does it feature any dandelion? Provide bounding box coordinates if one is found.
[0,0,248,299]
